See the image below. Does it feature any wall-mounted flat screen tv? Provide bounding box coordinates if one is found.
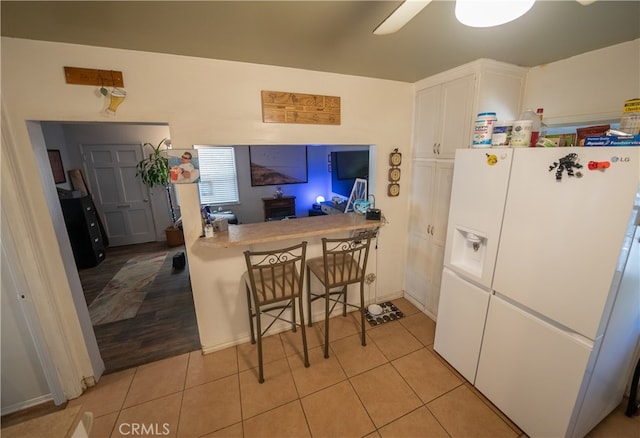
[331,150,369,198]
[335,150,369,180]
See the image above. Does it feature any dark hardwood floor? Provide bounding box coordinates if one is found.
[77,242,201,373]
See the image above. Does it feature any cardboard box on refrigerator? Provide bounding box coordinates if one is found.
[583,135,640,146]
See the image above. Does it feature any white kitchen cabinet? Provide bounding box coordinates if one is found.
[413,59,527,159]
[414,75,475,159]
[406,59,527,318]
[404,159,453,316]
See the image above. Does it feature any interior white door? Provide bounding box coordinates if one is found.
[433,268,490,384]
[82,144,156,247]
[475,295,593,438]
[493,147,640,340]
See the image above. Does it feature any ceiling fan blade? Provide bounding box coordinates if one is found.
[576,0,597,4]
[373,0,432,35]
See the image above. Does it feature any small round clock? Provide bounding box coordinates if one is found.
[389,151,402,166]
[388,183,400,197]
[388,167,401,182]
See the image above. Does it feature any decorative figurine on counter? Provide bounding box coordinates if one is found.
[274,187,283,198]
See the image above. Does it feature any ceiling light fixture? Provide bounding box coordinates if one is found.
[373,0,432,35]
[455,0,536,28]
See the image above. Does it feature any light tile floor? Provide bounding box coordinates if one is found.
[66,298,640,437]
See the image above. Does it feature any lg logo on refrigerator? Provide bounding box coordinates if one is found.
[611,156,631,163]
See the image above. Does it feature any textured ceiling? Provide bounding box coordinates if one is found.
[2,1,639,83]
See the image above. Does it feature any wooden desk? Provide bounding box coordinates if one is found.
[199,213,381,249]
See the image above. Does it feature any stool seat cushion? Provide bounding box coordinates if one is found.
[307,254,363,287]
[246,264,301,305]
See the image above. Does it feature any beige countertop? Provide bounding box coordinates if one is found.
[199,213,381,248]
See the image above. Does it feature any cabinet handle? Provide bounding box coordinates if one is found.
[427,225,431,235]
[117,204,132,209]
[436,143,441,154]
[433,143,437,155]
[431,226,435,236]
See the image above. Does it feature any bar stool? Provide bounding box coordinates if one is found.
[306,231,373,358]
[243,241,309,383]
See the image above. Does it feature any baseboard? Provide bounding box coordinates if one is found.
[1,394,56,418]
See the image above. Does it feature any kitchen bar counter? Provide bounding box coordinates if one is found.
[199,213,381,249]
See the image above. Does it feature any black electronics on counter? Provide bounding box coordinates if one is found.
[366,208,381,221]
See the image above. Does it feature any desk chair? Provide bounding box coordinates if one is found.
[244,242,309,383]
[306,231,373,358]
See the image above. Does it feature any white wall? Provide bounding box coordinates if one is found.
[1,37,413,376]
[523,39,640,126]
[1,223,53,414]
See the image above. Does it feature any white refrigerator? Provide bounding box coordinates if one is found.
[434,147,640,438]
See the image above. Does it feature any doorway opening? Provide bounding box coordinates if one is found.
[31,121,200,373]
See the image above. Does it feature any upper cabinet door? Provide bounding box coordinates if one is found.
[439,75,475,158]
[414,86,442,159]
[413,74,475,159]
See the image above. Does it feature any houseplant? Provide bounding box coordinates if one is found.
[135,138,183,246]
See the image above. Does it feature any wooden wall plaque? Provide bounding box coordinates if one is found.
[64,66,124,87]
[261,90,341,125]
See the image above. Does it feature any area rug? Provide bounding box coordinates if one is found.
[88,252,168,326]
[366,301,404,326]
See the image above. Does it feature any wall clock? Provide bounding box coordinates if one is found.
[388,183,400,197]
[388,148,402,197]
[389,150,402,166]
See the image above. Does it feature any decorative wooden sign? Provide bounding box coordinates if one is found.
[261,90,341,125]
[64,66,124,87]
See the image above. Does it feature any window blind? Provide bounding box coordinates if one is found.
[195,146,239,205]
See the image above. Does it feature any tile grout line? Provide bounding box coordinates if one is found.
[111,364,141,437]
[235,345,246,437]
[173,352,191,437]
[280,333,314,438]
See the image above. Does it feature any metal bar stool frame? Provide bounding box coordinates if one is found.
[306,231,373,358]
[244,241,309,383]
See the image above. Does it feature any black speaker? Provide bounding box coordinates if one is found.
[366,208,381,221]
[172,252,186,270]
